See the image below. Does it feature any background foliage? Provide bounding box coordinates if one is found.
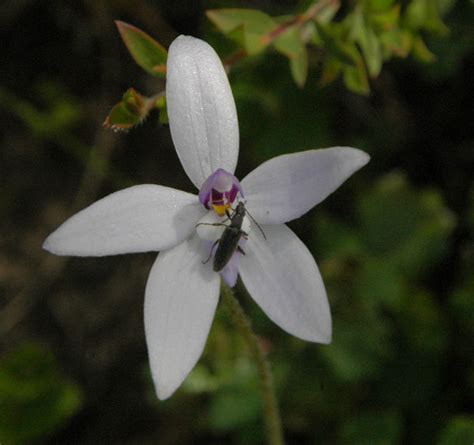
[1,0,473,444]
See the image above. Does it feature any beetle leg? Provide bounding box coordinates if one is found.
[237,245,246,255]
[202,239,220,264]
[195,222,228,228]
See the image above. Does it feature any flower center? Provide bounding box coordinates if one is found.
[198,168,244,216]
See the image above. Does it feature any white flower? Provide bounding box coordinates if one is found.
[43,35,370,400]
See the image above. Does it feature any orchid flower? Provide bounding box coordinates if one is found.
[43,35,369,400]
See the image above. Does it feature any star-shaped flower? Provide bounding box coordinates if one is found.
[43,35,369,400]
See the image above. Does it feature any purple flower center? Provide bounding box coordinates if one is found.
[198,168,244,216]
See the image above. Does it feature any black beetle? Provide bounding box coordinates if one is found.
[198,201,265,272]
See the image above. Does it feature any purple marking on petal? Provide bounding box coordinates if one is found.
[198,168,244,210]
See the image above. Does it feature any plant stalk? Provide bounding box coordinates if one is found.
[221,283,285,445]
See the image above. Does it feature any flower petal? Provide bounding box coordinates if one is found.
[241,147,370,224]
[43,185,205,256]
[167,35,239,189]
[239,224,331,343]
[144,235,220,399]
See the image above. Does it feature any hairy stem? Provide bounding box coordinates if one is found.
[221,283,285,445]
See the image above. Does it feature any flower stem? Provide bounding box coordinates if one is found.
[221,283,285,445]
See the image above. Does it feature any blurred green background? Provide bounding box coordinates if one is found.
[1,0,473,444]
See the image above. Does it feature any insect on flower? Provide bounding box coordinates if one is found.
[43,35,370,400]
[198,201,266,272]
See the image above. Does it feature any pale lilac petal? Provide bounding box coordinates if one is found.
[220,239,246,288]
[144,235,220,400]
[43,185,205,256]
[239,224,331,343]
[241,147,370,224]
[220,253,240,287]
[167,36,239,189]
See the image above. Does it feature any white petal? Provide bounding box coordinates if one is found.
[144,236,220,399]
[167,35,239,189]
[242,147,370,224]
[43,185,205,256]
[195,211,226,241]
[239,224,331,343]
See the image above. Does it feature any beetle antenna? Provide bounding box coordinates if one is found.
[244,207,267,240]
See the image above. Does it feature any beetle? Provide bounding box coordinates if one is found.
[212,201,248,271]
[198,201,265,272]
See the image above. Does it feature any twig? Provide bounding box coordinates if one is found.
[221,283,285,445]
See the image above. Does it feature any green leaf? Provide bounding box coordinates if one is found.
[315,0,340,24]
[0,343,82,444]
[354,258,404,309]
[273,27,308,87]
[356,172,455,279]
[115,21,167,77]
[208,360,261,431]
[343,59,370,95]
[438,416,474,444]
[157,97,169,125]
[340,410,403,445]
[206,9,277,55]
[405,0,449,35]
[367,0,396,11]
[369,5,400,31]
[314,212,363,260]
[380,28,413,58]
[209,384,261,431]
[289,46,308,87]
[351,7,383,77]
[319,56,342,86]
[321,312,391,381]
[273,26,303,59]
[103,88,161,131]
[396,291,447,355]
[316,22,370,93]
[412,36,436,63]
[315,22,355,66]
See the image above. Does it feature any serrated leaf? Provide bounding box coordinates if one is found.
[207,9,277,55]
[116,21,167,77]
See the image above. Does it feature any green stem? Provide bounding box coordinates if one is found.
[221,283,285,445]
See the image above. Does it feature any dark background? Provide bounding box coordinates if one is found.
[1,0,473,444]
